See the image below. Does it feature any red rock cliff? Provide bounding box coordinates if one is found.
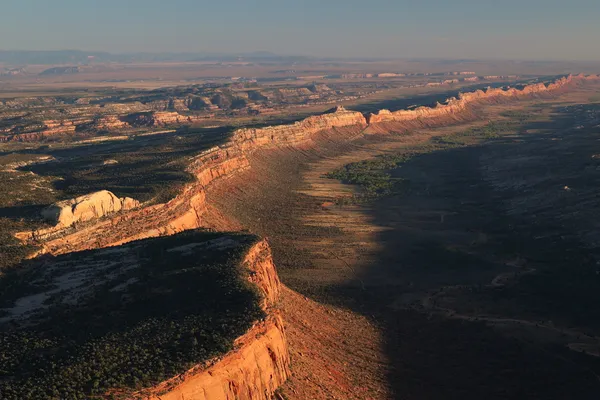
[25,75,596,257]
[367,74,597,124]
[15,73,598,399]
[135,239,289,400]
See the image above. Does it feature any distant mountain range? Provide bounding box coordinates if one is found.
[0,50,312,65]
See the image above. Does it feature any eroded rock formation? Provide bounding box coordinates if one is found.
[12,73,598,399]
[139,239,289,400]
[367,74,598,124]
[41,190,140,228]
[143,315,288,400]
[22,75,599,256]
[123,111,202,127]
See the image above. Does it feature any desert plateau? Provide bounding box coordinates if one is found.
[3,4,600,398]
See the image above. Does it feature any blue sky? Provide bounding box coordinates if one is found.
[1,0,599,60]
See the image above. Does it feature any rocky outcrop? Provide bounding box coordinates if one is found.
[92,115,129,131]
[142,315,288,400]
[124,111,201,127]
[139,239,289,400]
[367,74,597,124]
[41,190,140,228]
[39,66,82,76]
[377,73,405,78]
[21,75,598,256]
[228,106,367,150]
[3,231,289,400]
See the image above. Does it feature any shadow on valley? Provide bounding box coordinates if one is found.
[333,104,600,398]
[0,204,47,221]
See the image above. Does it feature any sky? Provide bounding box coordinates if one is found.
[1,0,600,60]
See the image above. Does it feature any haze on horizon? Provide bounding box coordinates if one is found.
[1,0,600,61]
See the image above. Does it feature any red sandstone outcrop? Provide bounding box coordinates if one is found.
[40,120,77,136]
[135,239,289,400]
[124,111,201,127]
[93,115,129,131]
[228,106,367,150]
[367,74,595,124]
[3,120,78,142]
[142,314,288,400]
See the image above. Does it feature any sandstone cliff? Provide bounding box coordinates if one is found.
[142,315,288,400]
[13,73,598,399]
[93,115,129,131]
[367,74,597,124]
[124,111,203,127]
[228,106,367,151]
[138,239,289,400]
[22,75,598,256]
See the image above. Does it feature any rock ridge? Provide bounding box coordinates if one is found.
[41,190,140,228]
[366,74,597,124]
[137,238,289,400]
[22,74,598,255]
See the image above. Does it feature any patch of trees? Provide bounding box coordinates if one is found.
[0,232,265,399]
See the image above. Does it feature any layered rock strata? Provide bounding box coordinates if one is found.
[12,73,597,399]
[22,75,597,256]
[367,74,595,124]
[139,239,289,400]
[41,190,140,228]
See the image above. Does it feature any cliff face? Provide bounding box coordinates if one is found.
[228,106,367,151]
[124,111,203,127]
[134,238,289,400]
[143,315,288,400]
[367,74,596,124]
[22,75,597,256]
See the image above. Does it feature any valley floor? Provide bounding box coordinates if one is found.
[207,86,600,399]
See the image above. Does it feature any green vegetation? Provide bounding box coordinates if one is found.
[0,231,265,399]
[0,219,38,271]
[325,153,413,199]
[325,121,519,202]
[23,129,231,204]
[500,110,536,122]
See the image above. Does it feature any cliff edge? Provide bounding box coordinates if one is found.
[21,74,598,256]
[0,232,289,400]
